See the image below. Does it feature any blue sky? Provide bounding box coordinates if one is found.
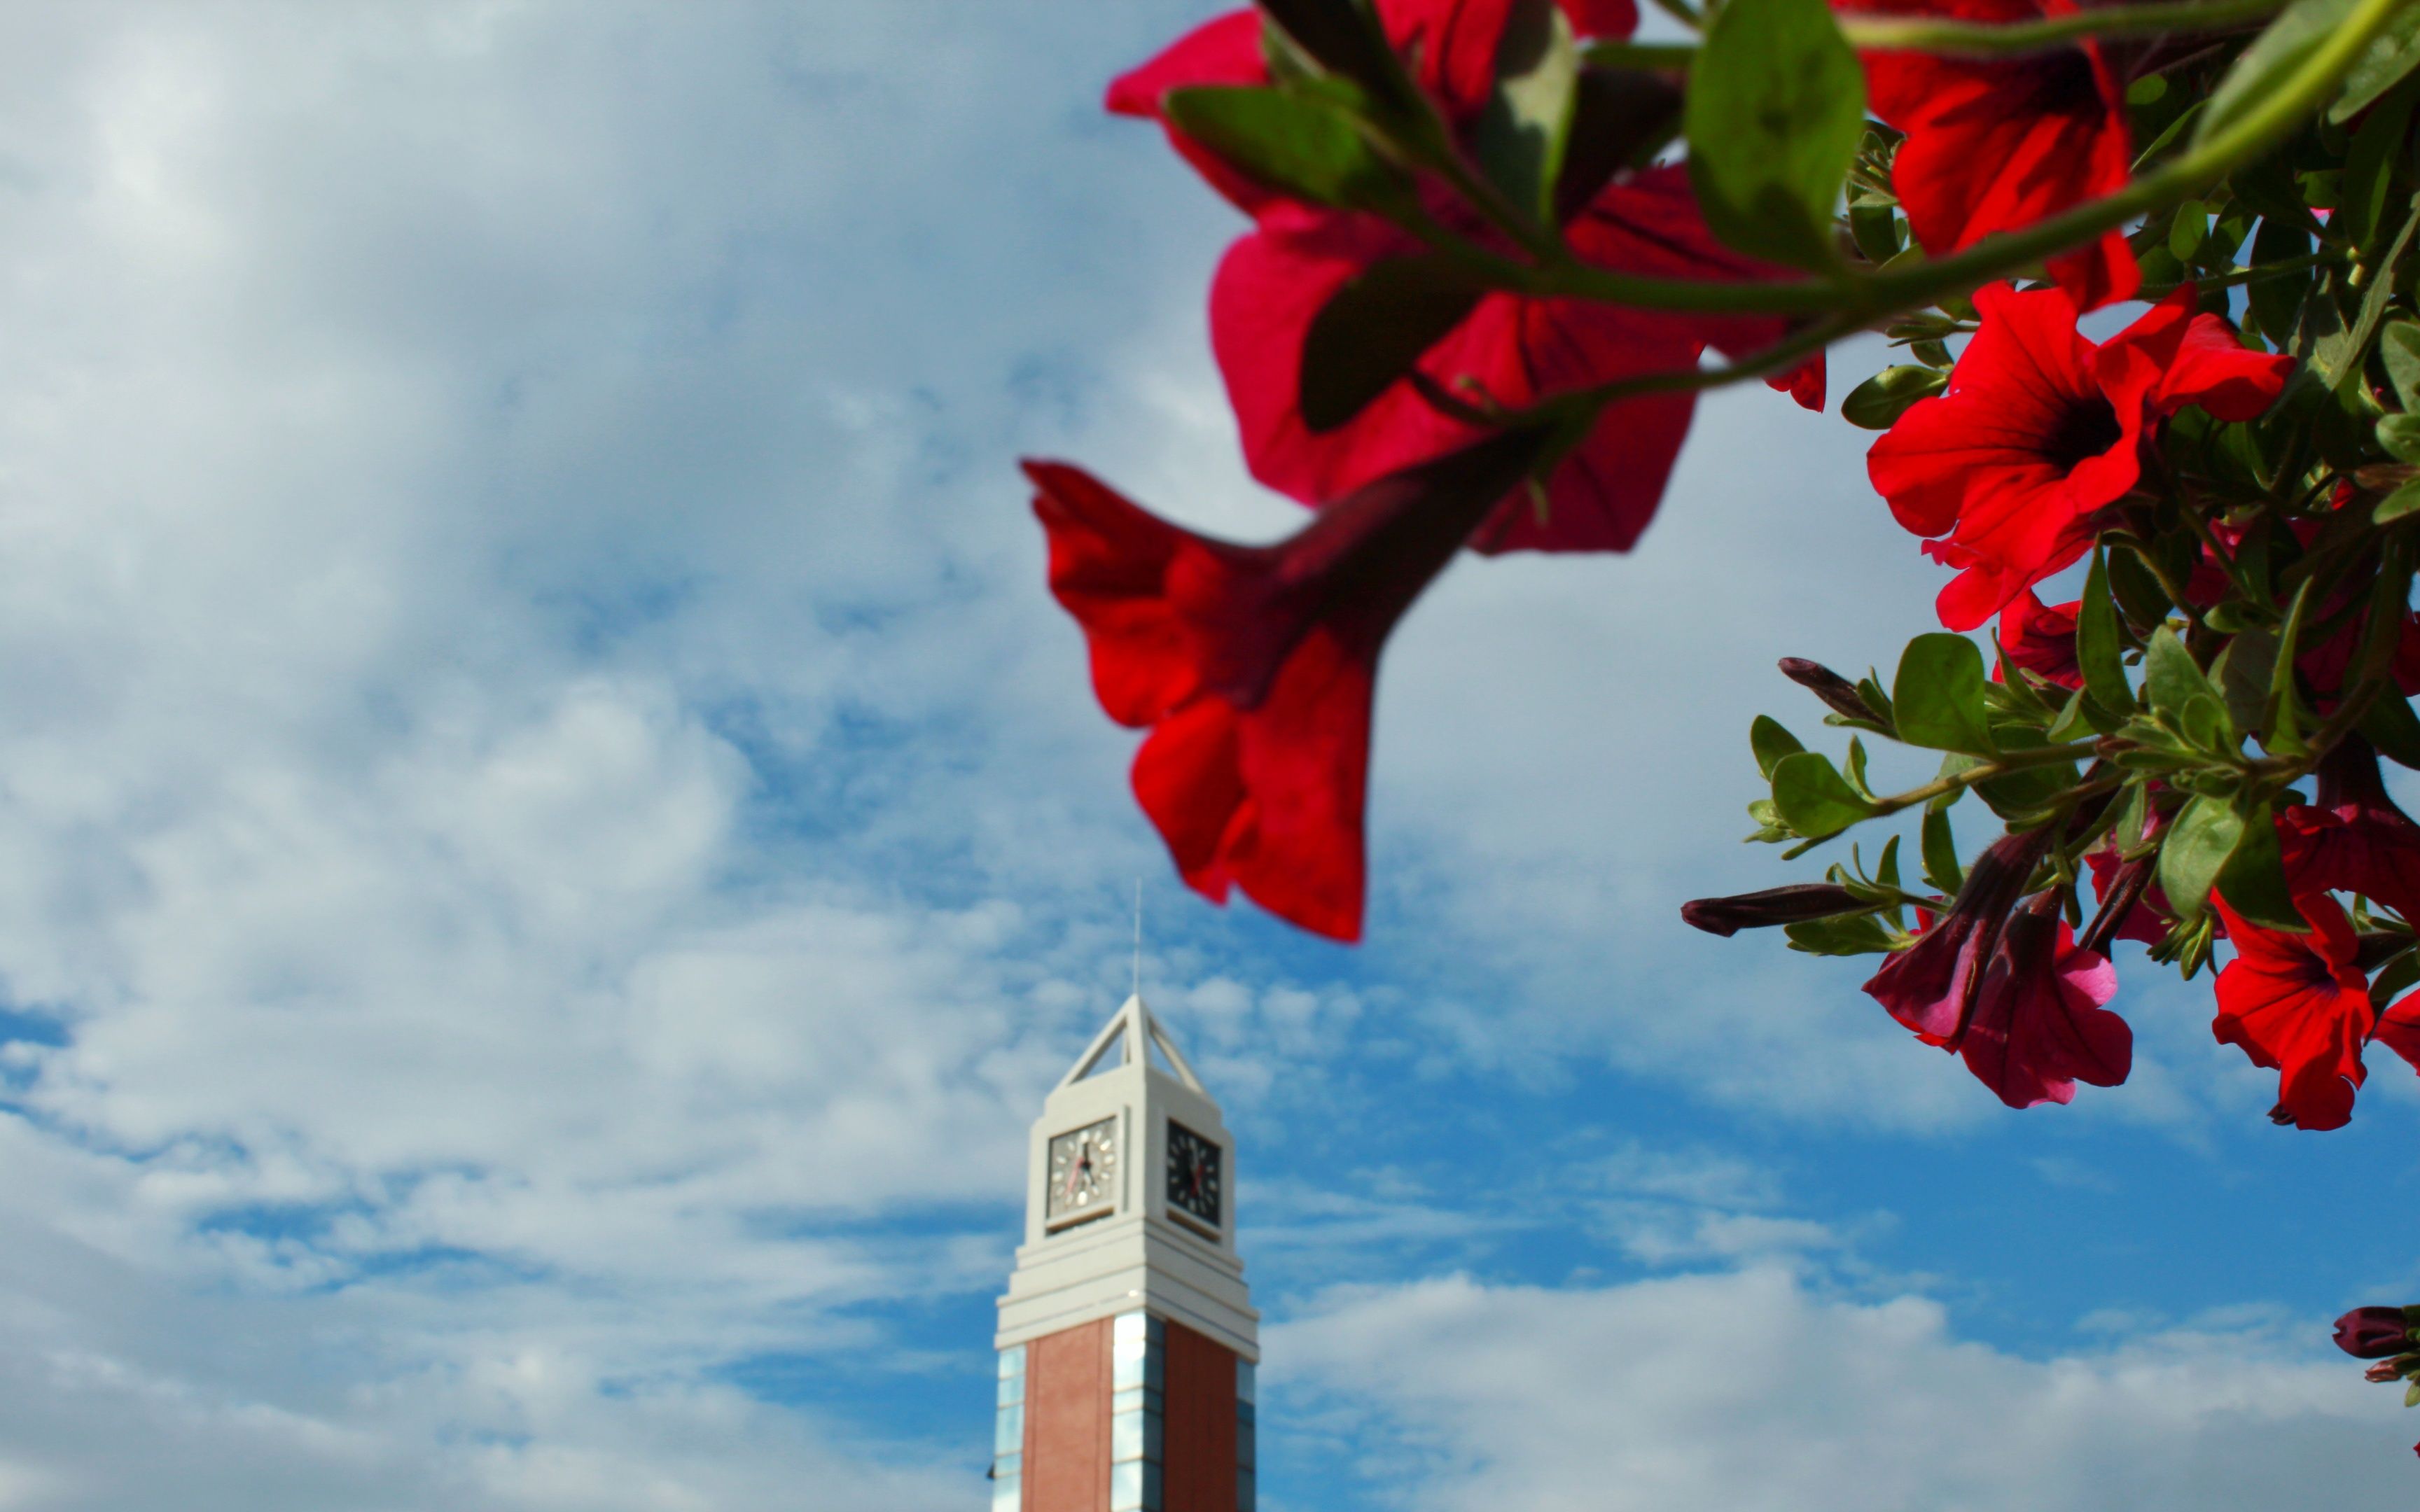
[0,2,2414,1508]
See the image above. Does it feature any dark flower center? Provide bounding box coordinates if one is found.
[2042,398,2122,471]
[2018,50,2105,119]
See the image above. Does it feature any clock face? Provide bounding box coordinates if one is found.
[1045,1116,1119,1225]
[1164,1121,1222,1228]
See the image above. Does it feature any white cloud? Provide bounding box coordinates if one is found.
[1277,1268,2414,1512]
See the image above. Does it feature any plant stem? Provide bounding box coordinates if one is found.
[1864,740,2104,819]
[1835,0,2286,55]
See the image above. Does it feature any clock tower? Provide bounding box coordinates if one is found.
[992,995,1258,1512]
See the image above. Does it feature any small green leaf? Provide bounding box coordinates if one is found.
[1162,86,1415,216]
[1473,0,1581,223]
[2363,692,2420,769]
[2380,413,2420,464]
[2340,77,2419,250]
[2106,545,2174,627]
[2143,627,2220,718]
[1840,365,1949,430]
[1921,806,1963,896]
[2403,1376,2419,1409]
[1751,714,1805,780]
[1683,0,1864,269]
[2371,944,2420,1006]
[1300,256,1486,432]
[2160,794,2246,923]
[1875,834,1903,893]
[2266,578,2315,757]
[2199,0,2360,148]
[1784,911,1898,956]
[1770,751,1879,839]
[2168,198,2206,260]
[2247,218,2316,349]
[2216,799,2307,932]
[2332,1,2420,121]
[2077,547,2134,713]
[2387,322,2420,412]
[1893,633,1996,755]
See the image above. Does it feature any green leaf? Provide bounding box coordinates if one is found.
[2160,794,2246,923]
[2265,578,2315,757]
[1921,806,1963,896]
[1683,0,1863,269]
[2371,486,2420,527]
[1161,86,1414,216]
[2199,0,2360,148]
[1472,0,1581,223]
[2246,218,2315,349]
[2106,543,2174,627]
[2077,547,2134,713]
[2339,195,2420,387]
[2385,321,2420,412]
[1769,750,1878,839]
[1892,634,1996,756]
[2362,691,2420,769]
[2216,799,2307,932]
[2211,629,2279,742]
[1840,365,1949,430]
[2380,412,2420,464]
[1750,714,1804,780]
[1875,834,1903,893]
[2340,77,2419,250]
[1300,256,1486,432]
[2371,944,2420,1005]
[2168,198,2206,261]
[2142,627,2221,718]
[2332,1,2420,121]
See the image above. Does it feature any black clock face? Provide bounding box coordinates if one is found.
[1165,1121,1222,1227]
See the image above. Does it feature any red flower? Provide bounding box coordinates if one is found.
[1868,282,2292,631]
[1026,428,1549,942]
[1850,0,2136,309]
[1956,892,2130,1107]
[1996,589,2080,690]
[1864,827,2051,1042]
[2209,891,2374,1130]
[2279,736,2420,925]
[1110,0,1821,559]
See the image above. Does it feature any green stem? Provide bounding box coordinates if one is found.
[1532,0,2405,316]
[1835,0,2286,55]
[1863,740,2104,820]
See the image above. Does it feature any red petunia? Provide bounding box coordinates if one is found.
[1026,428,1549,942]
[1849,0,2136,309]
[2279,736,2420,925]
[1956,892,2129,1108]
[1996,589,2080,690]
[2209,891,2374,1130]
[1868,281,2292,631]
[1111,0,1822,559]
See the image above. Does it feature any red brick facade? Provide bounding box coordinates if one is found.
[1024,1319,1111,1512]
[1161,1322,1238,1512]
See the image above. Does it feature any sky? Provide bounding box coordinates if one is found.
[0,2,2414,1508]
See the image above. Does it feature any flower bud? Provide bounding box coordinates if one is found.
[2367,1359,2411,1383]
[1681,884,1865,938]
[1778,658,1883,724]
[2334,1306,2416,1359]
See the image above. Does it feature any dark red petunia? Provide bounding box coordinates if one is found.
[2209,890,2374,1130]
[1849,0,2136,309]
[1864,827,2051,1042]
[1996,589,2080,690]
[1868,281,2292,630]
[1955,891,2130,1107]
[1027,428,1549,941]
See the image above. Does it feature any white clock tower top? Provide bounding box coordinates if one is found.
[994,994,1258,1360]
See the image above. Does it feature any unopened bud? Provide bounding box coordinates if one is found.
[2368,1359,2410,1383]
[1681,884,1865,938]
[2335,1306,2416,1359]
[1779,658,1883,724]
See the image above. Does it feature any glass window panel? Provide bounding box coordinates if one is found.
[1113,1387,1143,1416]
[999,1345,1026,1380]
[1235,1401,1253,1426]
[1236,1361,1256,1406]
[998,1375,1023,1408]
[994,1404,1024,1457]
[994,1453,1020,1476]
[1237,1416,1255,1469]
[1111,1410,1143,1464]
[1237,1468,1256,1512]
[1113,1312,1149,1345]
[1144,1388,1162,1417]
[1142,1461,1162,1510]
[993,1474,1022,1512]
[1143,1413,1163,1464]
[1110,1460,1144,1512]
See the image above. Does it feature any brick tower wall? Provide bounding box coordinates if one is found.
[1161,1322,1238,1512]
[1023,1318,1111,1512]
